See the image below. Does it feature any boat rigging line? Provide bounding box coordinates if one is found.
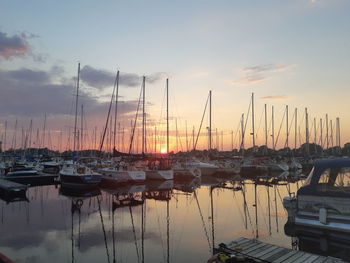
[194,92,210,150]
[99,70,119,152]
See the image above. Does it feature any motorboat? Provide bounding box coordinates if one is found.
[283,158,350,233]
[5,162,38,176]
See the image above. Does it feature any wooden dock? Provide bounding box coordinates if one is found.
[217,237,346,263]
[0,179,27,192]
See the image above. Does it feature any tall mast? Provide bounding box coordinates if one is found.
[314,117,317,154]
[272,106,275,150]
[166,79,169,154]
[81,104,84,151]
[326,114,329,149]
[294,108,297,150]
[241,113,244,155]
[330,120,333,148]
[286,105,289,148]
[176,118,179,153]
[113,70,120,151]
[314,118,316,144]
[305,108,309,155]
[4,120,7,151]
[142,76,146,155]
[320,118,323,148]
[185,121,189,152]
[264,104,267,148]
[336,117,340,148]
[154,126,157,154]
[28,119,33,149]
[43,113,47,148]
[73,63,80,152]
[221,130,223,151]
[209,90,212,150]
[251,92,255,148]
[231,130,233,151]
[192,126,195,150]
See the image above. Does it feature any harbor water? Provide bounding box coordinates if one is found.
[0,175,316,262]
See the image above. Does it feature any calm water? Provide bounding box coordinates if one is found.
[0,176,305,262]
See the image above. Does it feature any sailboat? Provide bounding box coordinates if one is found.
[140,78,174,180]
[59,63,102,189]
[99,70,146,184]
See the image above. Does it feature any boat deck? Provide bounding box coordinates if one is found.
[217,237,346,263]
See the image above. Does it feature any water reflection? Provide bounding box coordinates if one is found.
[0,172,334,263]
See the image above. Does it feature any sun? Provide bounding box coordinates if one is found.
[160,148,167,154]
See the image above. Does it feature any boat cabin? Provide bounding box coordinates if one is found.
[298,158,350,198]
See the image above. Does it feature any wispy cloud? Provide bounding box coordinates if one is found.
[80,65,166,89]
[0,31,30,60]
[233,64,295,86]
[261,95,289,100]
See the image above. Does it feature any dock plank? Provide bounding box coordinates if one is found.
[251,245,280,258]
[291,253,313,263]
[272,250,298,263]
[218,237,346,263]
[282,252,306,263]
[302,255,323,263]
[261,247,288,261]
[244,243,270,254]
[248,244,275,257]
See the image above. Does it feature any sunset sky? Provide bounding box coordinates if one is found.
[0,0,349,152]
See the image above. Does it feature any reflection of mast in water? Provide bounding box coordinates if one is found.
[254,182,258,239]
[167,199,170,263]
[210,186,215,256]
[194,190,212,253]
[141,193,145,263]
[112,196,116,263]
[241,183,248,229]
[274,185,279,233]
[71,201,74,263]
[70,199,83,263]
[129,205,140,263]
[97,196,111,263]
[266,185,272,236]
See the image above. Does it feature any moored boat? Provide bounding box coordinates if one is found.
[59,161,101,190]
[284,158,350,233]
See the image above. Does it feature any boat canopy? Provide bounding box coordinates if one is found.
[298,158,350,197]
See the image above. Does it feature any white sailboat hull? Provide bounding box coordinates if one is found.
[145,169,174,180]
[99,168,146,183]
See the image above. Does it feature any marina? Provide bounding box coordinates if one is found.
[0,159,348,262]
[1,1,350,262]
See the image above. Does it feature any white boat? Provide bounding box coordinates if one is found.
[99,163,146,184]
[172,161,201,178]
[288,158,303,170]
[186,159,219,176]
[136,158,174,180]
[284,158,350,233]
[213,160,241,174]
[265,160,289,172]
